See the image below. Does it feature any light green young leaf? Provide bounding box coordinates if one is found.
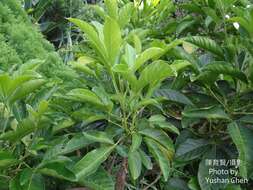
[118,3,134,28]
[104,0,118,19]
[68,18,106,61]
[104,16,122,65]
[133,47,164,72]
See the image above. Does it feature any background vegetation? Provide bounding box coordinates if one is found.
[0,0,253,189]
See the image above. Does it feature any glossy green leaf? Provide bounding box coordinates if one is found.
[133,47,164,72]
[74,145,115,179]
[144,137,170,181]
[128,151,142,180]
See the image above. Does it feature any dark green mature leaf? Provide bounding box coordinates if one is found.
[83,130,114,144]
[144,137,170,181]
[0,151,18,168]
[79,167,115,190]
[130,133,142,152]
[184,36,223,57]
[128,151,142,180]
[139,149,153,170]
[139,128,174,157]
[10,174,45,190]
[228,122,253,178]
[149,115,180,135]
[164,178,190,190]
[182,106,230,120]
[20,168,33,186]
[175,139,210,163]
[154,88,193,105]
[73,145,115,179]
[198,149,227,190]
[39,162,76,181]
[61,133,93,155]
[195,62,248,84]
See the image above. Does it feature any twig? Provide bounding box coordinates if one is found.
[143,173,161,190]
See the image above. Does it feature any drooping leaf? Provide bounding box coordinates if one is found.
[67,88,108,109]
[195,62,248,84]
[39,162,76,182]
[154,88,193,105]
[133,47,164,72]
[140,128,174,159]
[144,137,170,181]
[184,36,223,57]
[228,122,253,178]
[139,149,153,170]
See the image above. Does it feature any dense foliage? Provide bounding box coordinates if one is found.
[0,0,253,190]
